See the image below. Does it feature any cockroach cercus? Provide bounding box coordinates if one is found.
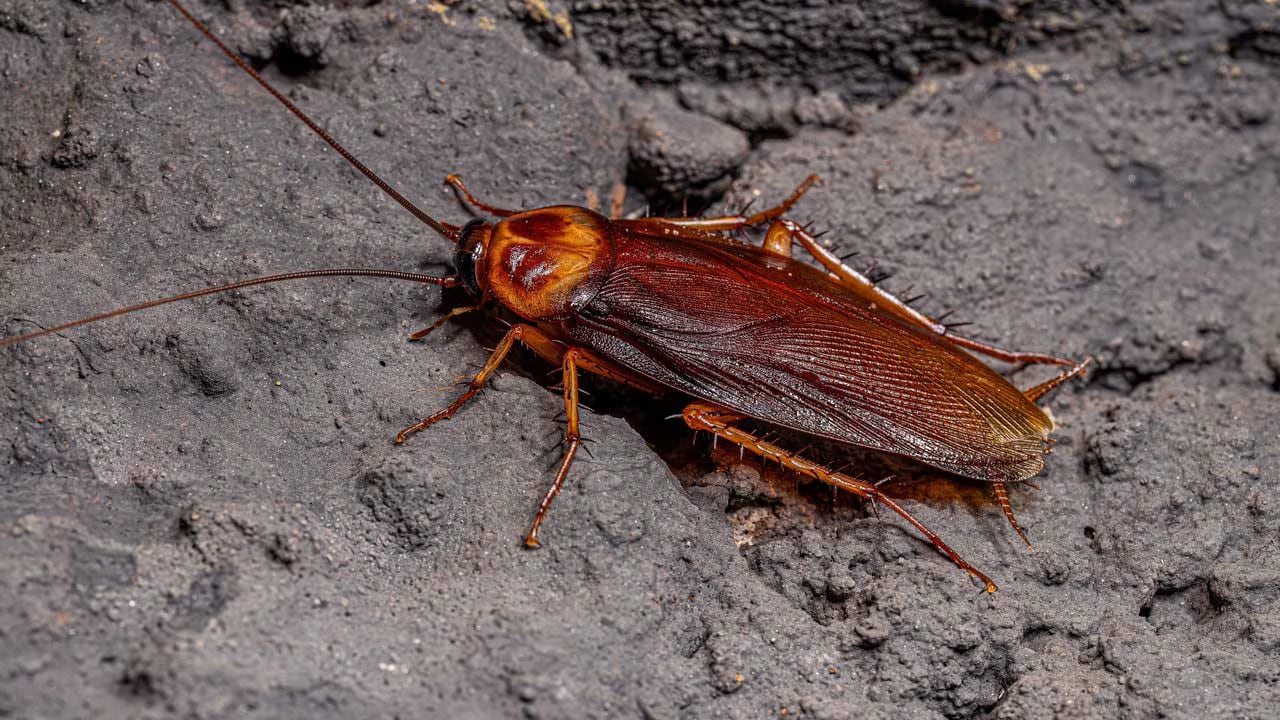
[2,0,1092,592]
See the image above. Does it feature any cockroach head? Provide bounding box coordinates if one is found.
[454,219,491,296]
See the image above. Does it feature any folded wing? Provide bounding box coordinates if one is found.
[566,230,1053,483]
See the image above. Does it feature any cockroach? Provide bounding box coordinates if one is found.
[2,0,1091,592]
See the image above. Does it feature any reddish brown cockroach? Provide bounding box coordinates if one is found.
[1,0,1091,592]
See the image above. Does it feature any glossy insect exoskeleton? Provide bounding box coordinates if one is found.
[2,0,1091,592]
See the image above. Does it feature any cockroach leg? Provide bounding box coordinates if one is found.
[616,175,821,238]
[1022,356,1094,402]
[742,174,821,226]
[760,220,794,258]
[619,182,1074,369]
[608,182,627,220]
[523,348,585,548]
[518,341,661,544]
[408,303,482,341]
[943,335,1076,366]
[587,182,629,218]
[394,323,533,444]
[444,174,520,218]
[773,219,945,332]
[419,327,662,545]
[398,323,650,446]
[986,359,1093,545]
[774,220,1078,367]
[992,482,1032,548]
[682,402,999,592]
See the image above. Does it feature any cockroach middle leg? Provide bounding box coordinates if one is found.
[445,174,520,217]
[394,320,658,539]
[682,402,999,592]
[396,323,648,443]
[523,348,585,548]
[526,345,662,544]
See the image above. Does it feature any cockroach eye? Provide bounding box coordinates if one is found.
[454,219,489,296]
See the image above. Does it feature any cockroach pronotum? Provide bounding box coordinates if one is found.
[2,0,1091,592]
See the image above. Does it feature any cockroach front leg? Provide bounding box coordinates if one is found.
[395,323,539,443]
[444,174,521,217]
[682,401,999,592]
[408,303,482,341]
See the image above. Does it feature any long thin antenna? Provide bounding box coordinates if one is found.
[164,0,460,242]
[0,269,455,347]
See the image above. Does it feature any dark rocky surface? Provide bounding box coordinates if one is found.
[2,1,1277,718]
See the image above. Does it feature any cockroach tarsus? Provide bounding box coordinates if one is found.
[2,0,1093,593]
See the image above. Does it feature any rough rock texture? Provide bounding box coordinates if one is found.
[1,0,1277,718]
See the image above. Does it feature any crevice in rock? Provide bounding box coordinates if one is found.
[1089,357,1196,395]
[1229,28,1280,66]
[1140,579,1224,627]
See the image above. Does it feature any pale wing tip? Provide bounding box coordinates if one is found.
[1001,435,1049,482]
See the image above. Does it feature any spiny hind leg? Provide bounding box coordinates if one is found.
[682,401,999,592]
[620,183,1076,369]
[770,219,1077,367]
[618,178,1080,371]
[444,174,520,217]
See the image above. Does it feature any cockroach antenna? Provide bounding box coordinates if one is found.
[164,0,460,243]
[0,270,456,348]
[9,0,1097,592]
[2,1,475,347]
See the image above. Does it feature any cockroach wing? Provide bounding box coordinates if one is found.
[564,228,1054,483]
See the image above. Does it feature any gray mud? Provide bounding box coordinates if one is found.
[2,1,1278,718]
